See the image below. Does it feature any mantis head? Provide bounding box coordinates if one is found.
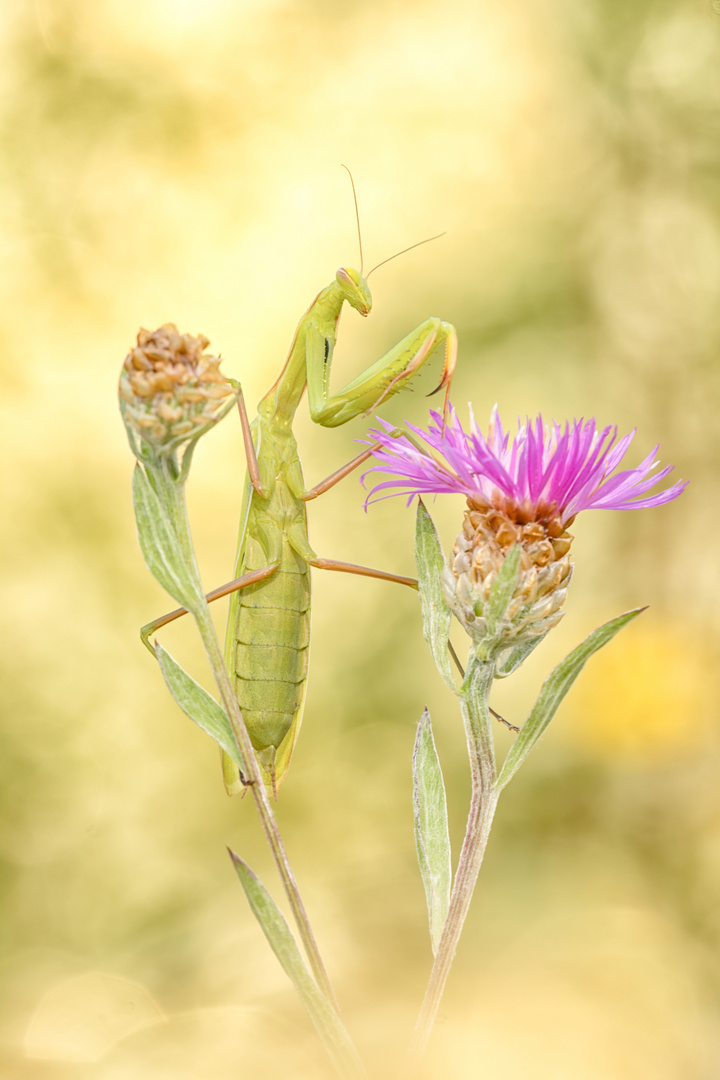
[335,267,372,317]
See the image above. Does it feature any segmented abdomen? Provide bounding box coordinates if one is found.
[230,537,310,762]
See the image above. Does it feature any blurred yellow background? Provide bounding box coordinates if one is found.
[1,0,719,1077]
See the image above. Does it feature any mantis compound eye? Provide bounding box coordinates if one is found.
[336,266,358,287]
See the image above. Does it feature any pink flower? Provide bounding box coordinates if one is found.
[364,406,686,526]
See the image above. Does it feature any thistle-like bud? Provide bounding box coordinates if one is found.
[442,499,573,646]
[119,323,234,458]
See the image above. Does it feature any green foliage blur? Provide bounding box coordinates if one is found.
[1,1,718,1077]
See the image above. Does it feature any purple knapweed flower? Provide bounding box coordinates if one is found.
[364,406,686,647]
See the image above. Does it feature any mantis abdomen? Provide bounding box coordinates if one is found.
[223,421,313,794]
[232,544,309,729]
[226,492,312,791]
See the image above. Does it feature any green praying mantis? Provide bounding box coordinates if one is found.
[143,209,458,795]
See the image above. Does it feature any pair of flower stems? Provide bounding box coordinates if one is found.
[122,329,685,1078]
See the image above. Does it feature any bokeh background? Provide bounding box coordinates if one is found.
[1,0,719,1077]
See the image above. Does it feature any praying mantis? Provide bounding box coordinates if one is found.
[144,219,458,795]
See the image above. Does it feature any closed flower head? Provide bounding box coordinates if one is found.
[119,324,234,458]
[365,406,686,647]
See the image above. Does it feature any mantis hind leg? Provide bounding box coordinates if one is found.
[284,520,418,590]
[308,557,417,589]
[140,563,279,653]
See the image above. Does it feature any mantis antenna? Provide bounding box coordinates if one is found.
[367,232,446,278]
[341,164,364,273]
[340,165,446,279]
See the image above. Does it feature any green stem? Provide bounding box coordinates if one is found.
[404,659,499,1073]
[156,469,366,1079]
[192,604,341,1008]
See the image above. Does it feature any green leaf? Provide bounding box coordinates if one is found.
[132,465,203,610]
[155,644,244,769]
[229,852,367,1079]
[413,710,452,954]
[495,608,646,791]
[495,633,548,678]
[483,545,521,637]
[415,500,456,692]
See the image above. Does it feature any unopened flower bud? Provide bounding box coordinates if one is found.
[119,323,233,456]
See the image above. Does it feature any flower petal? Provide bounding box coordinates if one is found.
[363,406,686,521]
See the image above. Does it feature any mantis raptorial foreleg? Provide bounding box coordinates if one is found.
[304,313,458,426]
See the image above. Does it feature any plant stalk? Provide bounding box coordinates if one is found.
[155,467,367,1076]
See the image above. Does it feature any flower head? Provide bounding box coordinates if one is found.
[364,406,686,649]
[119,323,234,460]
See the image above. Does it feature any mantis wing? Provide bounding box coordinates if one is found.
[221,418,262,795]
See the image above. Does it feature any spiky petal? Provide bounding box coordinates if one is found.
[364,406,686,526]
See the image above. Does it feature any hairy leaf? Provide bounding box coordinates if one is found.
[484,544,521,637]
[415,500,456,692]
[495,608,645,790]
[229,852,366,1078]
[155,644,243,769]
[132,465,202,610]
[413,709,452,953]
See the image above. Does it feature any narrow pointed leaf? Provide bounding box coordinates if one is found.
[415,500,456,692]
[132,465,202,610]
[413,709,452,954]
[495,607,645,791]
[229,852,366,1079]
[155,644,244,769]
[495,633,549,679]
[484,544,521,637]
